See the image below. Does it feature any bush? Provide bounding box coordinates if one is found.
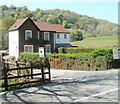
[19,52,39,63]
[58,47,67,53]
[66,48,95,54]
[92,48,113,61]
[19,48,113,70]
[94,56,106,71]
[70,30,83,41]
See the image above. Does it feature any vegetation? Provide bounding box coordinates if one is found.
[70,30,83,41]
[58,47,96,54]
[0,5,118,49]
[70,36,118,48]
[19,48,113,71]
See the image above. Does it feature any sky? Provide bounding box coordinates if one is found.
[1,0,119,24]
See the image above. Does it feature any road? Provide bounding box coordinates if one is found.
[0,69,119,103]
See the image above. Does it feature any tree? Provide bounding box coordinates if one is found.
[57,14,63,24]
[9,5,16,11]
[47,16,58,24]
[35,8,41,13]
[70,30,83,42]
[1,5,8,11]
[62,20,68,28]
[2,17,16,31]
[2,17,16,49]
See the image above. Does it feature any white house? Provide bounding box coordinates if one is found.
[8,17,71,59]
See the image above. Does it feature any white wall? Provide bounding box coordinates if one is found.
[55,33,70,44]
[9,30,19,60]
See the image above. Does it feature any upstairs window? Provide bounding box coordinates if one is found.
[64,34,67,39]
[57,34,60,39]
[25,30,32,40]
[44,32,50,40]
[38,31,40,39]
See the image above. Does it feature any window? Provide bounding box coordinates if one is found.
[25,30,32,40]
[45,45,51,53]
[57,34,60,39]
[24,45,33,52]
[38,31,40,39]
[44,32,50,40]
[64,34,67,39]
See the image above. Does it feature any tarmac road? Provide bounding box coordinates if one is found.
[0,69,119,103]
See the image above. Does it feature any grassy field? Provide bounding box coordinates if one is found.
[70,36,118,48]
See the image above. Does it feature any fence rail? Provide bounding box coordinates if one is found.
[1,61,51,91]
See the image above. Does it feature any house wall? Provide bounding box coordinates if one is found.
[9,30,19,59]
[54,33,70,50]
[19,19,54,53]
[40,31,54,53]
[55,33,70,44]
[19,19,39,53]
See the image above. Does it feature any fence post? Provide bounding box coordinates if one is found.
[16,61,20,76]
[48,63,51,81]
[3,63,8,91]
[41,64,44,83]
[30,61,33,79]
[24,59,27,65]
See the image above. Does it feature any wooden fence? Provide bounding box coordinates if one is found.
[1,61,51,91]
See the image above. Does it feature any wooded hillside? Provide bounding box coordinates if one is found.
[0,5,118,49]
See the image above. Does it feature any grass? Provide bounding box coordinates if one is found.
[70,36,118,48]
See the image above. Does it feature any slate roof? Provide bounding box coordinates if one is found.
[8,18,69,33]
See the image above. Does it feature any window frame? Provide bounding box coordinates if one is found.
[57,33,60,39]
[64,34,67,39]
[24,45,33,52]
[44,32,50,40]
[38,31,40,39]
[45,44,51,53]
[25,30,32,40]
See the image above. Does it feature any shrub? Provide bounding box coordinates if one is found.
[19,52,39,63]
[66,48,95,54]
[92,48,113,61]
[19,48,113,70]
[58,47,67,53]
[94,56,106,71]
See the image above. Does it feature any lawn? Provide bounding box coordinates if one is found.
[70,36,118,48]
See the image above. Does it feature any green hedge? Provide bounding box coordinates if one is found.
[19,52,39,63]
[91,48,113,61]
[58,47,96,54]
[67,48,96,54]
[19,48,113,70]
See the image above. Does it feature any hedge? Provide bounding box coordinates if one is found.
[58,47,96,54]
[19,52,39,63]
[19,48,113,71]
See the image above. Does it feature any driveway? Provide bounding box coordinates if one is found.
[0,69,119,103]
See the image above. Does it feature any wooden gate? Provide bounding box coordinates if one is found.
[1,60,51,91]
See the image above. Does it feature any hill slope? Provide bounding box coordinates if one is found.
[0,5,118,49]
[70,36,118,48]
[1,5,118,37]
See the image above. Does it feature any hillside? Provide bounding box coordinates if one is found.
[1,5,118,36]
[0,5,118,49]
[70,36,118,48]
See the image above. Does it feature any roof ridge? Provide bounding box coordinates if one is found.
[34,21,61,25]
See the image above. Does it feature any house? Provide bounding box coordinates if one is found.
[8,17,71,59]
